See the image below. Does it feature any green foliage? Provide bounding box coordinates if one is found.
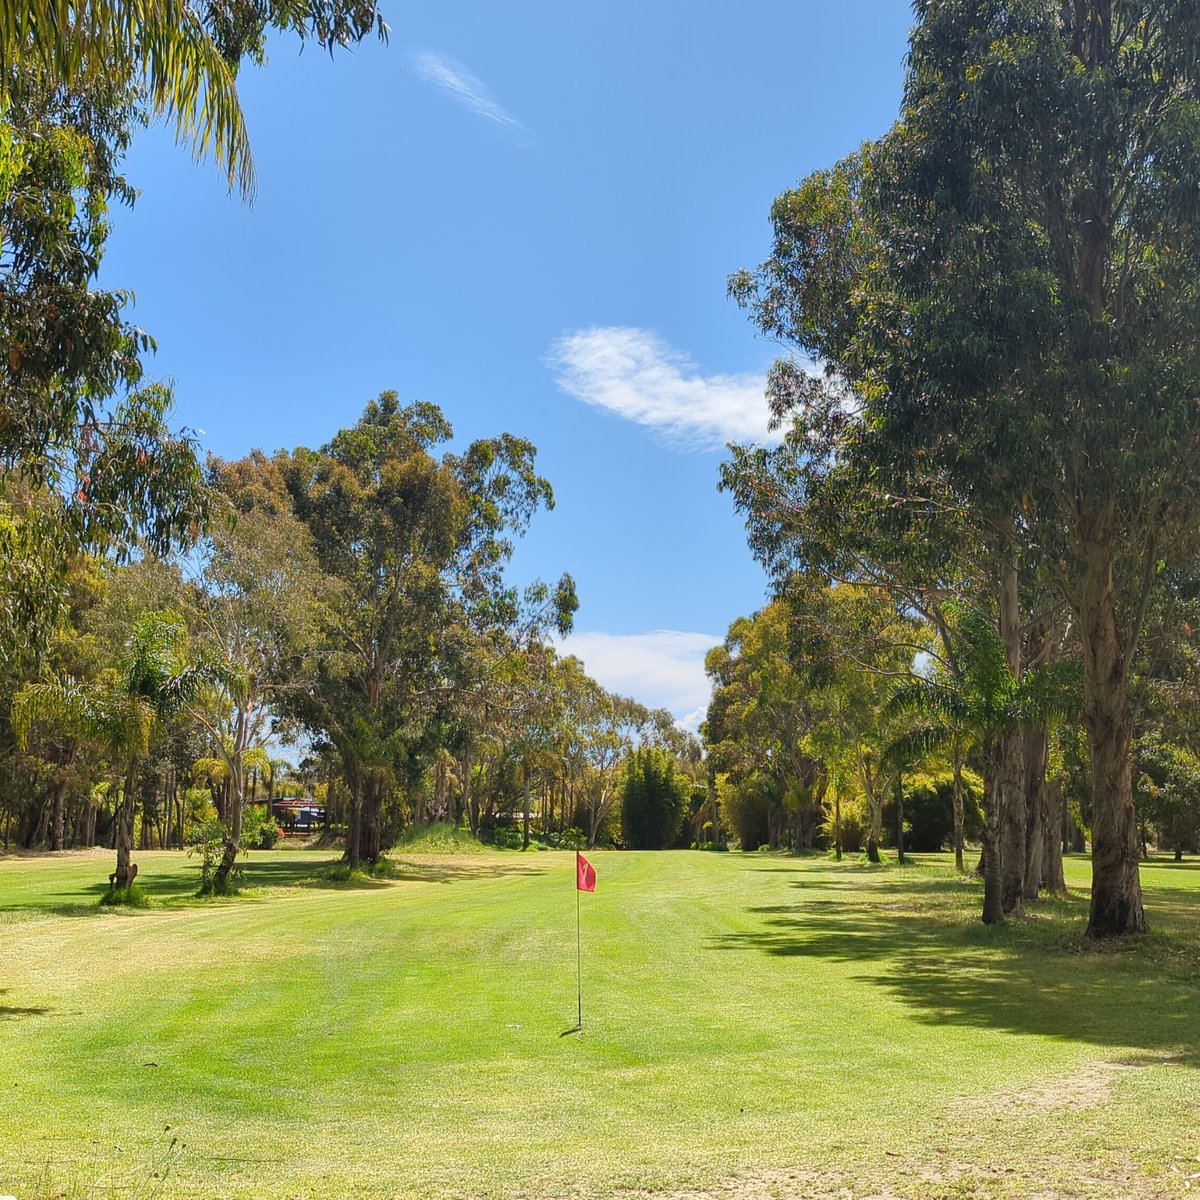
[620,748,688,850]
[99,881,149,908]
[316,858,401,883]
[719,774,772,851]
[883,772,984,853]
[1137,737,1200,856]
[241,803,282,850]
[187,817,238,894]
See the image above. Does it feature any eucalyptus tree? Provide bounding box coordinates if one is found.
[186,481,328,890]
[704,601,828,851]
[280,393,573,866]
[730,1,1200,937]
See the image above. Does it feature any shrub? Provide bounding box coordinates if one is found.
[882,771,984,852]
[100,882,150,908]
[721,780,771,851]
[395,822,487,854]
[242,803,282,849]
[187,817,241,895]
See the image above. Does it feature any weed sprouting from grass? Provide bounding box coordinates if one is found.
[27,1127,184,1199]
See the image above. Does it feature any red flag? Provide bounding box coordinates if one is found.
[576,851,596,893]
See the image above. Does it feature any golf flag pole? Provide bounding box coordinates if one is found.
[575,849,596,1027]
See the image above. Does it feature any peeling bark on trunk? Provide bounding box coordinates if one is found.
[1079,526,1145,937]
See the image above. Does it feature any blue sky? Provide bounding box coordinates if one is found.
[104,2,914,728]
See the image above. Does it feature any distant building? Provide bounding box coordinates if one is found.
[272,798,326,833]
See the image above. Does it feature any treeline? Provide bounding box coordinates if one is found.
[0,393,701,892]
[703,588,1197,882]
[714,1,1200,937]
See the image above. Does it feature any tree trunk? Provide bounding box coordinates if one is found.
[50,776,69,852]
[952,743,965,873]
[360,775,382,865]
[894,773,905,865]
[1042,779,1066,892]
[1023,727,1048,900]
[113,760,138,889]
[1079,525,1145,937]
[834,788,842,861]
[980,743,1004,923]
[522,766,531,851]
[347,777,363,869]
[212,780,245,891]
[997,555,1026,915]
[982,821,1004,924]
[997,730,1026,914]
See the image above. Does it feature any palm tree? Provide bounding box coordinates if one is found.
[13,610,203,894]
[2,0,254,194]
[2,0,386,198]
[888,606,1077,923]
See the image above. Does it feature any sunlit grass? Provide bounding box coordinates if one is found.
[1,846,1198,1198]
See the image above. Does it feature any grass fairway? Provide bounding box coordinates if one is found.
[2,849,1199,1199]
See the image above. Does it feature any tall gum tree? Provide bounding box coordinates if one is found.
[279,393,573,866]
[732,1,1200,937]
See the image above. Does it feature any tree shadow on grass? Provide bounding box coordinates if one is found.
[242,856,548,891]
[0,988,51,1020]
[0,854,547,916]
[708,865,1200,1061]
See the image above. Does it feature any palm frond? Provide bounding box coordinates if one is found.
[1,0,256,198]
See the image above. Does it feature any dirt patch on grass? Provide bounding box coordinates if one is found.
[977,1049,1189,1114]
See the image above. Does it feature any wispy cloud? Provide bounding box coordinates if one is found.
[555,629,720,732]
[412,51,526,134]
[547,326,776,451]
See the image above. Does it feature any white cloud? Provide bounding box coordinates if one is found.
[412,51,526,133]
[547,326,776,451]
[555,629,720,730]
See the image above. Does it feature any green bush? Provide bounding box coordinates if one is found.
[722,781,771,851]
[99,882,150,908]
[187,817,241,895]
[242,803,283,849]
[882,771,984,852]
[317,859,401,882]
